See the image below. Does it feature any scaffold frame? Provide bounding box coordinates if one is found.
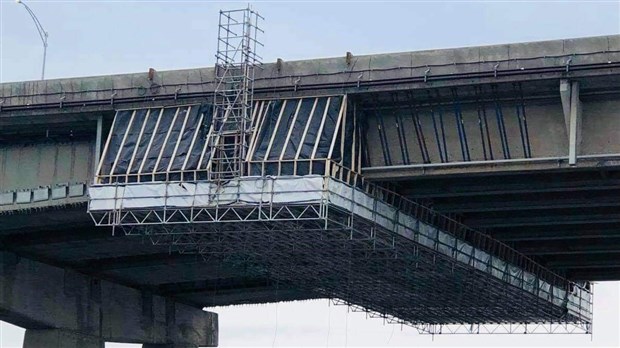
[89,91,592,334]
[89,168,592,331]
[210,7,264,180]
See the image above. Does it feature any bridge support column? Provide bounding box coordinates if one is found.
[0,252,218,347]
[23,329,104,348]
[560,79,582,165]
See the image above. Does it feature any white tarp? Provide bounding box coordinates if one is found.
[89,176,325,211]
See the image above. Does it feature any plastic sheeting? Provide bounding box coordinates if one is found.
[299,98,328,159]
[113,109,148,175]
[315,96,342,159]
[282,98,316,159]
[100,110,132,177]
[89,176,325,210]
[156,106,191,172]
[99,105,212,182]
[249,96,349,167]
[253,100,282,160]
[98,96,355,181]
[129,109,159,175]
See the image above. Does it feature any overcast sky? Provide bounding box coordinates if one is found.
[1,0,620,347]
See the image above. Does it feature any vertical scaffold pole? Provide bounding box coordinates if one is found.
[210,7,264,181]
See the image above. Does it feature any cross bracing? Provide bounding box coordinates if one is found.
[210,7,263,180]
[89,93,592,334]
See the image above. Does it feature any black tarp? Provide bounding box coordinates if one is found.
[100,96,352,180]
[100,109,132,180]
[141,107,176,173]
[297,97,327,159]
[253,100,281,160]
[128,108,160,175]
[186,104,212,171]
[249,97,348,162]
[156,106,191,173]
[314,95,342,159]
[113,109,148,176]
[266,99,299,160]
[282,98,315,159]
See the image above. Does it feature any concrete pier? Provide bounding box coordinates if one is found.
[0,252,217,347]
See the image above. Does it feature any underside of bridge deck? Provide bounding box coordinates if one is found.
[0,206,310,307]
[366,167,620,281]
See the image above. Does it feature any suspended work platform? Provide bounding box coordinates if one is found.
[88,93,592,334]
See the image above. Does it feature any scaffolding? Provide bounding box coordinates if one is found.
[89,94,592,333]
[210,7,263,180]
[88,12,593,330]
[89,171,592,334]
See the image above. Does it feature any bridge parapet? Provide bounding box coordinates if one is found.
[1,35,619,114]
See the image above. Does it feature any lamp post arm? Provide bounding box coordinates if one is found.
[17,0,48,79]
[20,2,48,46]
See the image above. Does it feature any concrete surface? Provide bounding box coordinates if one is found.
[0,35,619,114]
[0,252,218,347]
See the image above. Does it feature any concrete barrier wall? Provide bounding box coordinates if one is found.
[0,35,618,111]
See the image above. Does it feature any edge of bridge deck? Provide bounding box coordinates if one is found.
[1,34,619,112]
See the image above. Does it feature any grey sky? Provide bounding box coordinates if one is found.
[1,0,620,82]
[1,0,620,347]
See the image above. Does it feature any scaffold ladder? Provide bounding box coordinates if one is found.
[209,7,263,181]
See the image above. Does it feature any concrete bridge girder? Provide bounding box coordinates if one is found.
[0,252,217,347]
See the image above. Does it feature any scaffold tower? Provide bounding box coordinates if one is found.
[210,7,263,180]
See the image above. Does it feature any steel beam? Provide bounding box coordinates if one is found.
[567,268,620,281]
[0,227,110,249]
[492,227,620,242]
[516,239,620,256]
[466,213,620,228]
[433,190,620,213]
[93,115,103,182]
[400,178,620,199]
[546,255,620,269]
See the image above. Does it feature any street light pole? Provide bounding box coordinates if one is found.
[15,0,48,80]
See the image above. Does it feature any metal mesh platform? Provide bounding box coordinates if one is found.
[89,173,592,334]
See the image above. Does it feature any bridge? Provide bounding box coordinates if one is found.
[1,33,619,346]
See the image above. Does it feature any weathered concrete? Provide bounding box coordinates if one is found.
[0,140,94,212]
[0,252,218,347]
[23,329,103,348]
[0,35,619,113]
[0,141,94,191]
